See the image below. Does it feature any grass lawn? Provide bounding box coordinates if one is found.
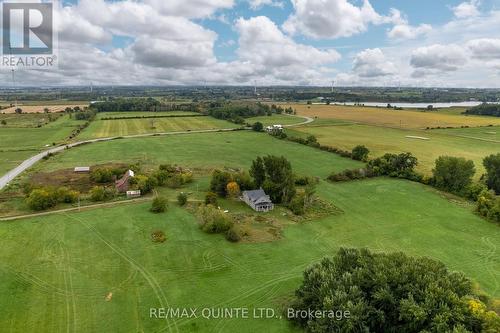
[29,131,364,177]
[77,117,237,140]
[246,115,306,126]
[291,124,500,176]
[0,178,498,332]
[95,111,201,119]
[287,104,500,129]
[0,113,65,128]
[435,126,500,142]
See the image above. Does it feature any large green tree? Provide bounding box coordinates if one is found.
[483,153,500,194]
[250,155,296,204]
[432,156,475,195]
[289,248,488,333]
[249,156,266,188]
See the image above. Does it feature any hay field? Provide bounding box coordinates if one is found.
[2,104,88,114]
[287,104,500,129]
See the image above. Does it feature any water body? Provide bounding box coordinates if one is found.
[332,101,485,109]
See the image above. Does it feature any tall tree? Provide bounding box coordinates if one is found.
[483,153,500,194]
[249,157,266,188]
[432,156,475,195]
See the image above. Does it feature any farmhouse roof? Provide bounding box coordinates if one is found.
[243,189,272,204]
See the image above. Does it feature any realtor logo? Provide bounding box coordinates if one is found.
[2,2,53,55]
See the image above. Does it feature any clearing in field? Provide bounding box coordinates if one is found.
[77,116,237,140]
[287,104,500,129]
[290,123,499,176]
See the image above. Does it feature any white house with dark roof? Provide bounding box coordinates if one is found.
[241,189,274,212]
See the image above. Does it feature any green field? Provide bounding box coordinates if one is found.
[95,111,201,119]
[0,113,65,128]
[0,176,498,332]
[0,115,86,174]
[77,116,237,140]
[436,126,500,142]
[29,131,363,176]
[246,115,306,126]
[291,124,499,176]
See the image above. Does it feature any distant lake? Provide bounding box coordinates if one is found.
[330,101,485,109]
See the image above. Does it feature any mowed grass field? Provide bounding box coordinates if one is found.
[288,104,500,129]
[77,116,237,140]
[0,135,498,332]
[290,124,499,176]
[436,126,500,142]
[0,115,87,175]
[95,111,201,119]
[246,114,307,126]
[0,113,64,128]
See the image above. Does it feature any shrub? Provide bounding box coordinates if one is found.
[205,192,218,206]
[151,196,167,213]
[55,187,79,203]
[352,145,370,161]
[90,186,106,202]
[226,181,241,198]
[288,193,306,215]
[90,168,114,183]
[225,226,242,242]
[198,205,233,234]
[289,248,487,332]
[166,174,182,189]
[483,153,500,194]
[137,175,157,194]
[26,189,57,211]
[252,121,263,132]
[151,230,166,243]
[465,182,488,201]
[177,192,188,206]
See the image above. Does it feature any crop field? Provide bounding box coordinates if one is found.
[435,126,500,142]
[0,179,498,331]
[290,124,499,176]
[0,113,65,128]
[287,104,500,129]
[95,111,201,119]
[77,116,237,140]
[0,115,86,175]
[2,104,88,114]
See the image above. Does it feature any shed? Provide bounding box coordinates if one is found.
[74,167,90,173]
[126,190,141,198]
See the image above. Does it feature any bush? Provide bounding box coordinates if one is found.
[26,189,57,211]
[252,121,263,132]
[151,196,168,213]
[198,205,233,234]
[288,193,306,215]
[90,168,114,183]
[151,230,166,243]
[352,145,370,161]
[165,174,182,189]
[137,175,157,194]
[89,186,115,202]
[205,192,218,206]
[483,153,500,194]
[177,192,188,206]
[55,187,79,203]
[225,226,242,242]
[289,248,487,332]
[465,182,488,201]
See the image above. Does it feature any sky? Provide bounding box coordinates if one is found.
[2,0,500,87]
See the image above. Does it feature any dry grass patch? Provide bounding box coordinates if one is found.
[286,104,500,129]
[2,104,88,114]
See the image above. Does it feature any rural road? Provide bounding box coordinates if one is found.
[0,114,314,191]
[0,128,239,190]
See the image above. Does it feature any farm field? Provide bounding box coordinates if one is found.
[29,131,364,177]
[0,177,498,332]
[291,123,499,176]
[436,126,500,142]
[95,111,201,119]
[2,104,88,114]
[77,116,237,140]
[287,104,500,129]
[246,114,306,126]
[0,113,65,128]
[0,115,86,175]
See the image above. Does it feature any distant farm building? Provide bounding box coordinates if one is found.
[241,189,274,212]
[74,167,90,173]
[115,170,135,193]
[265,124,283,133]
[126,190,141,198]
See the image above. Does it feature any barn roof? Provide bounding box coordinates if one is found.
[243,189,272,204]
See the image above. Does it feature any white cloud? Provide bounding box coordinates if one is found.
[353,48,397,77]
[410,44,468,73]
[466,38,500,60]
[248,0,284,10]
[388,23,432,40]
[144,0,234,18]
[235,16,340,67]
[452,1,480,18]
[283,0,399,39]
